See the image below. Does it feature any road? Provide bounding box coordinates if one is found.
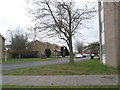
[2,57,91,74]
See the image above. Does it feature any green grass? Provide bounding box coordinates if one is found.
[4,59,118,75]
[2,85,119,88]
[2,57,64,64]
[0,59,2,64]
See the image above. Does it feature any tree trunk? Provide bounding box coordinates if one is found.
[68,36,74,63]
[19,52,21,59]
[69,47,74,63]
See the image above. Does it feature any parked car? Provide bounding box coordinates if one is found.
[86,54,91,56]
[82,54,87,57]
[82,54,90,57]
[75,54,82,58]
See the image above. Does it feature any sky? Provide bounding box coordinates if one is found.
[0,0,99,47]
[0,0,32,36]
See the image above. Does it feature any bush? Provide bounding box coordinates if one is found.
[61,46,69,57]
[61,47,65,57]
[65,47,69,56]
[12,52,19,58]
[11,50,39,58]
[45,48,51,57]
[21,51,38,58]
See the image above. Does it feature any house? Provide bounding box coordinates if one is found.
[28,40,46,57]
[28,40,61,57]
[98,1,119,67]
[46,42,61,56]
[0,33,5,60]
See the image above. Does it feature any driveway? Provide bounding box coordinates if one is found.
[2,57,91,74]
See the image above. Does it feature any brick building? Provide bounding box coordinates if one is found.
[28,40,61,57]
[0,34,5,60]
[98,1,120,67]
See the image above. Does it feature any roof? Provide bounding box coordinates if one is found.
[30,40,61,47]
[0,33,5,40]
[30,40,46,45]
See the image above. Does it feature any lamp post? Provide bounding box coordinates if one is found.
[5,30,10,62]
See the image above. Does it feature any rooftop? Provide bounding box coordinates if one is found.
[0,33,5,40]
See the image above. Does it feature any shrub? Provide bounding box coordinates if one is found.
[61,47,65,57]
[61,46,69,57]
[45,48,51,57]
[65,47,69,56]
[21,51,38,58]
[11,50,39,58]
[12,52,19,58]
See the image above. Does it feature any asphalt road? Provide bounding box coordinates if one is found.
[2,57,92,74]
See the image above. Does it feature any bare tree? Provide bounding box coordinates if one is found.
[27,0,96,63]
[10,27,28,59]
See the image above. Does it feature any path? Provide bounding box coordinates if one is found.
[2,75,118,86]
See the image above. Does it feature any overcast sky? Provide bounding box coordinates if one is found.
[0,0,99,46]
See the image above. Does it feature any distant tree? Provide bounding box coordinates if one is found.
[84,42,100,58]
[65,47,69,56]
[45,48,51,57]
[10,28,28,59]
[76,41,83,54]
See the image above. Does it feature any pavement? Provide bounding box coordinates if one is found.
[2,57,91,74]
[2,75,118,86]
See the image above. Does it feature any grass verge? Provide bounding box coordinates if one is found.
[2,85,119,88]
[2,57,66,64]
[4,59,118,75]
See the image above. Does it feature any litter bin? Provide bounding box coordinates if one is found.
[91,54,94,59]
[91,56,94,59]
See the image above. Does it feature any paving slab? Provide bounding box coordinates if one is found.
[63,76,77,85]
[52,76,68,85]
[76,75,91,85]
